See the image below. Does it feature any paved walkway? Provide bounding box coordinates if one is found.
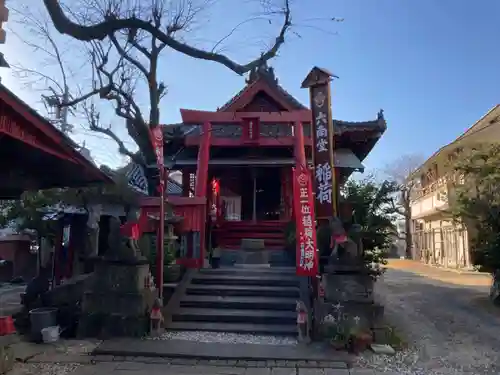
[10,358,396,375]
[7,340,391,375]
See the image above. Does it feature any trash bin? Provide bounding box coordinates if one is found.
[29,308,57,342]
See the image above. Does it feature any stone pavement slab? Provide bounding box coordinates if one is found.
[69,362,355,375]
[94,339,351,365]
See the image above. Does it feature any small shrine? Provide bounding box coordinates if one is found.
[149,63,386,268]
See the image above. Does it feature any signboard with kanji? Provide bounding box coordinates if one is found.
[301,67,338,219]
[292,165,319,276]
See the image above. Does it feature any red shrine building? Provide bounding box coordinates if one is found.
[0,84,111,198]
[155,64,386,266]
[0,83,112,282]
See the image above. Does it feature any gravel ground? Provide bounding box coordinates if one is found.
[356,269,500,375]
[9,363,81,375]
[149,331,298,345]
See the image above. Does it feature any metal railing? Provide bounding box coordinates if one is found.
[413,226,470,269]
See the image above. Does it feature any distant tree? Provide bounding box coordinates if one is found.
[447,144,500,273]
[384,154,425,258]
[0,168,140,235]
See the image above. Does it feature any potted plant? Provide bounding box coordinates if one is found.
[329,333,348,351]
[348,326,373,354]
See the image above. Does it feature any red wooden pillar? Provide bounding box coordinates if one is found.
[293,121,307,168]
[280,168,293,220]
[195,121,211,267]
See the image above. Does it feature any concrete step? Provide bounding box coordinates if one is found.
[185,284,300,298]
[220,232,284,239]
[180,295,297,311]
[191,274,299,287]
[221,244,286,250]
[166,321,297,336]
[172,308,297,325]
[199,266,296,275]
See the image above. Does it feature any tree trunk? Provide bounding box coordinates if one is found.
[405,215,412,259]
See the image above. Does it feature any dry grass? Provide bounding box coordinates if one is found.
[385,259,492,286]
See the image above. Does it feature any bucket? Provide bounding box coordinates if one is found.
[41,326,60,343]
[0,316,15,335]
[29,307,57,342]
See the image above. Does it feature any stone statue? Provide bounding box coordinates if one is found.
[328,217,363,266]
[106,217,144,261]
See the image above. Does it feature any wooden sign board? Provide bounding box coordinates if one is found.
[301,67,338,219]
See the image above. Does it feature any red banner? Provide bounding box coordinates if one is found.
[293,165,319,276]
[150,126,164,167]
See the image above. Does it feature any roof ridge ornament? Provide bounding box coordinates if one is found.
[245,59,278,85]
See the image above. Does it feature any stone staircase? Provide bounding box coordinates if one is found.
[166,266,300,336]
[215,221,287,250]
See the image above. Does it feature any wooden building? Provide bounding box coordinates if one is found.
[144,64,386,267]
[0,84,112,199]
[0,83,113,284]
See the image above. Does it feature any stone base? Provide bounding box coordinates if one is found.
[0,335,16,375]
[322,269,374,303]
[314,299,384,341]
[241,239,265,251]
[0,345,14,374]
[78,260,155,338]
[78,312,149,338]
[315,266,383,343]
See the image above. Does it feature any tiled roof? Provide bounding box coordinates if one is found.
[218,79,307,112]
[218,63,307,111]
[166,178,182,195]
[333,116,387,135]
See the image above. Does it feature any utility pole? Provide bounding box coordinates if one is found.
[59,86,72,135]
[44,85,73,135]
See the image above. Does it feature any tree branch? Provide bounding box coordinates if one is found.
[109,33,149,78]
[82,101,144,165]
[43,0,292,75]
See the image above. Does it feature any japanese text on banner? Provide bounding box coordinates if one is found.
[293,166,319,276]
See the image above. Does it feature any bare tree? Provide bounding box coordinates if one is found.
[38,1,284,162]
[384,154,425,259]
[10,0,339,190]
[35,0,295,164]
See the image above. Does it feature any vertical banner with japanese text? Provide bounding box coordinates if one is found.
[150,126,164,168]
[292,165,319,276]
[150,125,165,298]
[301,67,338,219]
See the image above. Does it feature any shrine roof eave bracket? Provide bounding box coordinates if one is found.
[180,109,312,124]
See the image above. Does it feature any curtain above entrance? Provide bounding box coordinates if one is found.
[173,148,364,170]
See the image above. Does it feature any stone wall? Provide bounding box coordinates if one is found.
[314,267,384,342]
[78,260,155,338]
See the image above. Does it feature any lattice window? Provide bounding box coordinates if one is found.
[211,124,243,138]
[260,123,293,137]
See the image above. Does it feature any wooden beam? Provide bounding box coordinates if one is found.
[180,109,312,124]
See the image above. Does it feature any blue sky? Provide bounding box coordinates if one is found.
[2,0,500,170]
